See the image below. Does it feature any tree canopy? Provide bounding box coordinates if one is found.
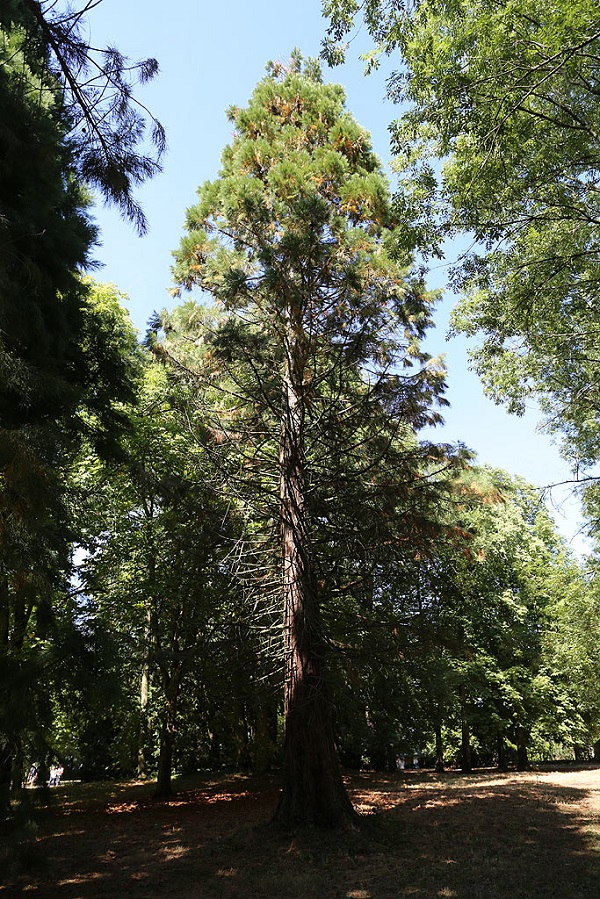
[0,0,160,809]
[323,0,600,472]
[2,0,165,233]
[2,1,600,835]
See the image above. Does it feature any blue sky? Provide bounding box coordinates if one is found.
[86,0,588,552]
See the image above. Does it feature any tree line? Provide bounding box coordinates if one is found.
[1,0,600,829]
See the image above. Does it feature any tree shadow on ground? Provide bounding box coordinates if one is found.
[355,778,599,898]
[2,770,599,898]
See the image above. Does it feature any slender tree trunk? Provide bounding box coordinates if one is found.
[155,693,177,799]
[272,325,355,829]
[253,693,277,773]
[459,686,472,773]
[435,722,445,772]
[516,726,530,771]
[0,748,12,811]
[155,669,180,799]
[137,665,150,777]
[497,734,508,771]
[137,604,152,778]
[156,728,174,798]
[593,741,600,763]
[10,740,24,797]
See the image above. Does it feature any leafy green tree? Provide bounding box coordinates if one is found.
[323,0,600,471]
[76,355,248,795]
[428,468,588,770]
[0,280,141,806]
[0,0,162,805]
[168,54,455,827]
[545,485,600,753]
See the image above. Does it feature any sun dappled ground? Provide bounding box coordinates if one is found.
[2,765,600,898]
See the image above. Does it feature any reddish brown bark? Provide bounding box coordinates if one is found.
[272,323,355,829]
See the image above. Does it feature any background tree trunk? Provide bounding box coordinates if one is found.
[497,734,508,771]
[460,687,472,773]
[155,683,178,798]
[516,726,530,771]
[155,716,175,798]
[10,741,23,797]
[137,604,152,778]
[0,749,12,811]
[435,722,445,772]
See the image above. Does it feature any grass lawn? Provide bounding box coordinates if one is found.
[2,764,599,897]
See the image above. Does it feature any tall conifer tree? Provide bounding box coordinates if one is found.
[170,55,452,828]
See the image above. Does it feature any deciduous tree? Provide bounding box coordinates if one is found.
[323,0,600,472]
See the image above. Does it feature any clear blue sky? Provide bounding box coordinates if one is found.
[86,0,588,552]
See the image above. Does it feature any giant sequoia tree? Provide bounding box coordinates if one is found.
[170,55,453,828]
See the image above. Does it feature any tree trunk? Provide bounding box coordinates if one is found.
[272,326,355,829]
[11,740,24,796]
[137,604,152,778]
[497,734,508,771]
[155,682,178,799]
[459,687,472,773]
[593,740,600,763]
[0,747,12,811]
[155,710,175,799]
[435,723,445,772]
[516,726,530,771]
[253,694,277,773]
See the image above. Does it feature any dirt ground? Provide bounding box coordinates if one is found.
[2,765,600,898]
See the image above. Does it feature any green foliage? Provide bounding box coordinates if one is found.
[410,466,591,766]
[323,0,600,471]
[0,280,141,801]
[1,1,165,233]
[167,57,460,675]
[73,355,256,782]
[0,0,159,803]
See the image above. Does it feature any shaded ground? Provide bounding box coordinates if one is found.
[2,765,600,898]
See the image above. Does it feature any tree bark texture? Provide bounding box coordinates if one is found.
[155,717,175,798]
[272,325,355,829]
[11,741,23,797]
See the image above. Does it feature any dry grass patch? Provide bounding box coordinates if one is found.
[2,766,599,898]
